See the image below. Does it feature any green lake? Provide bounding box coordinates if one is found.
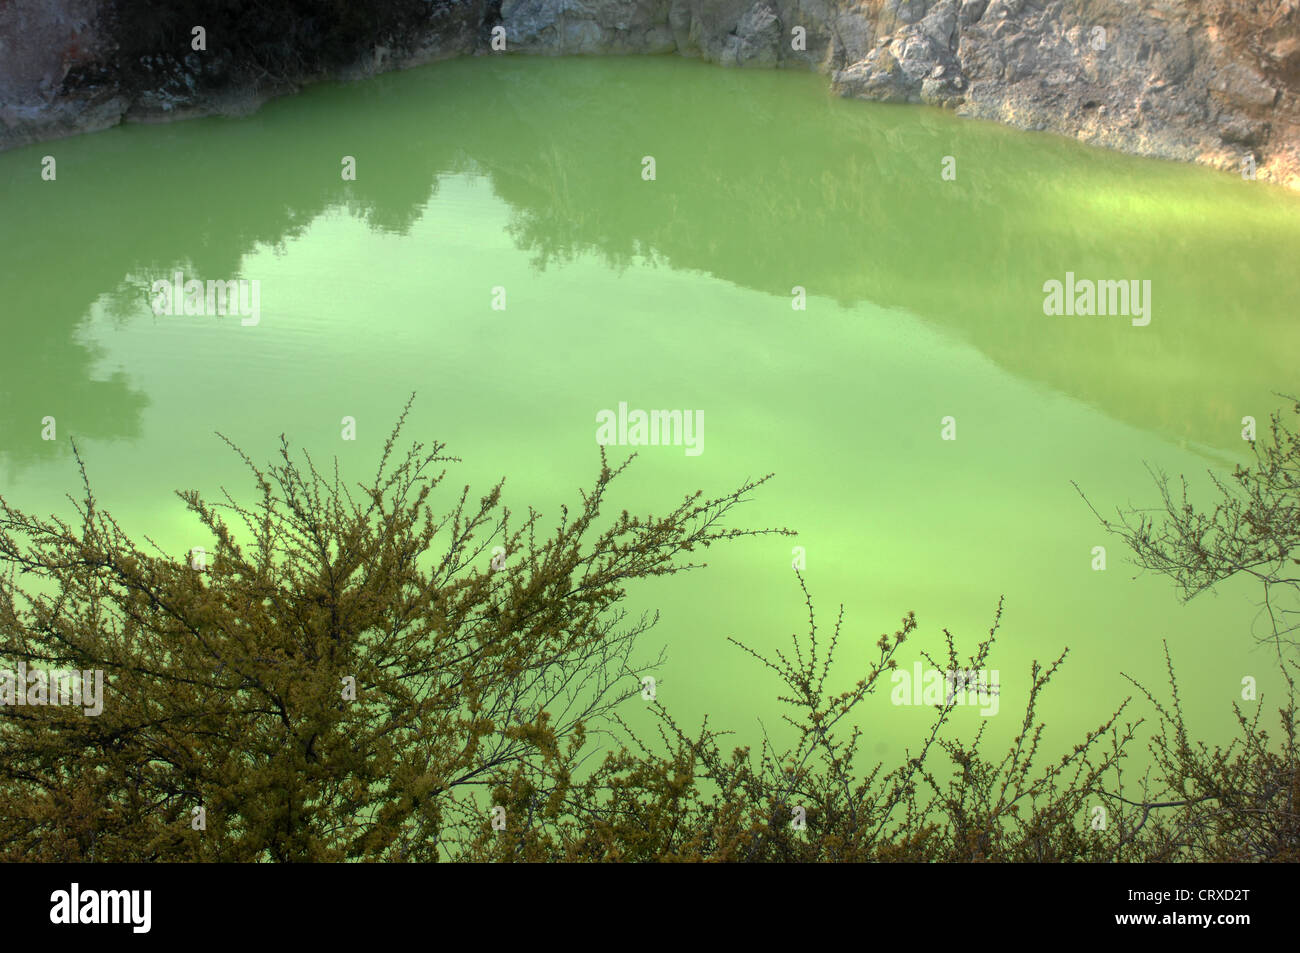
[3,54,1299,764]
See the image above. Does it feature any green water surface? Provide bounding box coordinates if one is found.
[3,55,1299,766]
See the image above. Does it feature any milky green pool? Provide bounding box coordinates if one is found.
[3,54,1299,765]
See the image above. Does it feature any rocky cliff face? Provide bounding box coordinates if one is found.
[3,0,1299,187]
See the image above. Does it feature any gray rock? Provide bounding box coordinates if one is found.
[919,0,959,49]
[1219,116,1270,147]
[733,2,782,67]
[959,0,988,27]
[833,48,914,102]
[1210,61,1279,109]
[891,0,931,25]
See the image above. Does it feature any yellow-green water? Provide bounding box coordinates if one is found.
[3,55,1299,766]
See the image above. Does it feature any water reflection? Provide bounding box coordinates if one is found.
[1,54,1297,470]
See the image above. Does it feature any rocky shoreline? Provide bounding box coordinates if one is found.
[3,0,1299,188]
